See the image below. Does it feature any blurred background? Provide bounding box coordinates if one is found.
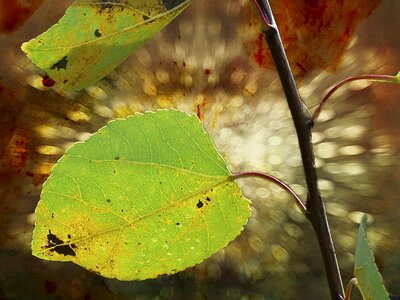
[0,0,399,299]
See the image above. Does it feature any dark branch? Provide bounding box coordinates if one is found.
[252,0,344,299]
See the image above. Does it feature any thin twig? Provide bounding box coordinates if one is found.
[252,0,344,299]
[230,171,307,213]
[311,74,399,124]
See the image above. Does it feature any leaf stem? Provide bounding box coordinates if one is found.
[230,171,306,213]
[253,1,344,299]
[311,74,399,125]
[344,278,358,300]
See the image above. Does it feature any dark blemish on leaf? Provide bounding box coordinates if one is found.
[94,29,102,37]
[99,2,113,10]
[176,222,180,226]
[50,56,68,71]
[159,181,162,185]
[121,209,124,212]
[44,280,57,293]
[143,15,149,21]
[63,79,68,84]
[42,74,55,87]
[137,242,142,246]
[165,240,168,243]
[113,169,116,174]
[204,68,211,75]
[67,234,71,239]
[51,213,54,219]
[206,197,211,202]
[161,0,183,10]
[196,200,204,208]
[45,230,76,256]
[106,199,111,203]
[115,156,120,160]
[210,188,213,192]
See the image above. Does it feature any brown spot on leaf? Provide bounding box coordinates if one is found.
[42,74,56,87]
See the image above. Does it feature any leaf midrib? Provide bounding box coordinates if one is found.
[35,176,230,256]
[23,0,191,51]
[66,154,229,178]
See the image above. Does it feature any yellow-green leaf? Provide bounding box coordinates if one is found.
[354,214,389,300]
[21,0,191,91]
[32,110,251,280]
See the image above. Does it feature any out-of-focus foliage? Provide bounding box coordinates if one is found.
[241,0,381,77]
[1,0,400,299]
[21,0,192,91]
[0,0,45,33]
[33,110,251,280]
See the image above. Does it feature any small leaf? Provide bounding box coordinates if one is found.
[32,110,251,280]
[21,0,191,91]
[354,214,389,300]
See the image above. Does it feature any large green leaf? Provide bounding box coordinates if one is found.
[32,110,251,280]
[354,214,389,300]
[21,0,191,91]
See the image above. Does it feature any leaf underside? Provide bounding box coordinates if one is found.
[354,215,389,300]
[21,0,191,91]
[32,110,251,280]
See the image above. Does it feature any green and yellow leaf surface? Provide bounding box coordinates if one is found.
[354,215,389,300]
[33,110,251,280]
[21,0,191,91]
